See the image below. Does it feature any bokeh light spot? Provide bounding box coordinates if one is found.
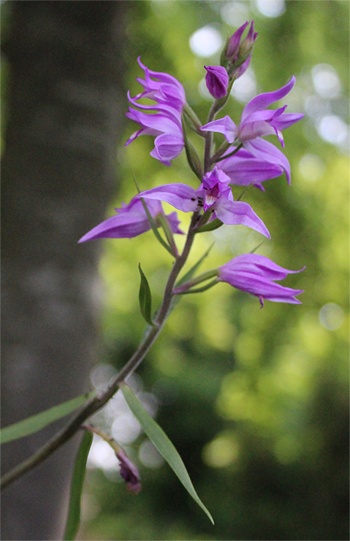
[319,303,344,331]
[231,68,257,103]
[312,64,341,99]
[139,439,165,468]
[202,434,240,468]
[220,2,250,27]
[299,154,325,182]
[189,26,223,57]
[255,0,286,18]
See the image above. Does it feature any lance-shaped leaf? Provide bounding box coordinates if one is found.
[63,431,93,540]
[0,392,94,444]
[138,264,154,326]
[121,384,214,524]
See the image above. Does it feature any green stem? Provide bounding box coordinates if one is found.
[174,268,218,294]
[1,213,200,491]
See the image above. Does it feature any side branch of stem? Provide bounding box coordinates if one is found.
[0,213,199,491]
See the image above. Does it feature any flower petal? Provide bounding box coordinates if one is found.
[243,138,291,184]
[200,116,239,143]
[215,199,270,238]
[141,184,199,212]
[218,150,283,185]
[241,76,296,122]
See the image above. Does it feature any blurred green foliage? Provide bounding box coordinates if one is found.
[80,1,349,539]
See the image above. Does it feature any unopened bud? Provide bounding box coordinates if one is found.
[225,21,249,62]
[224,21,258,76]
[205,66,229,99]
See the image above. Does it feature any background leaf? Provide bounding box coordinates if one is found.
[63,431,93,540]
[0,393,93,444]
[121,384,214,524]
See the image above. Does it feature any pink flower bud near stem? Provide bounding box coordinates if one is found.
[204,66,229,99]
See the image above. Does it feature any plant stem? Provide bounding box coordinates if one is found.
[0,213,199,491]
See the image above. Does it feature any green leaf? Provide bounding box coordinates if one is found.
[121,384,214,524]
[0,392,93,444]
[138,263,154,326]
[63,431,93,540]
[196,218,223,233]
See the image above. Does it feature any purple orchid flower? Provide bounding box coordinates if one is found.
[140,166,270,238]
[217,147,283,191]
[200,77,304,183]
[134,57,186,112]
[217,253,305,307]
[125,58,186,165]
[116,449,141,494]
[205,66,229,99]
[78,196,183,243]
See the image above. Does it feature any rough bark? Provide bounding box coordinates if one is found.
[1,2,128,538]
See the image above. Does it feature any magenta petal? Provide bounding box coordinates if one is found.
[78,210,151,242]
[221,271,304,302]
[216,199,270,238]
[226,254,305,280]
[200,116,239,143]
[241,77,296,122]
[218,253,305,305]
[270,112,305,131]
[244,138,291,184]
[78,197,183,242]
[141,183,198,212]
[218,151,283,185]
[152,132,184,162]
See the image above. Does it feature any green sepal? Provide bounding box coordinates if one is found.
[138,263,154,326]
[121,384,214,524]
[196,218,223,233]
[63,431,93,540]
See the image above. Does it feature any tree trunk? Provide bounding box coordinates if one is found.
[1,2,128,538]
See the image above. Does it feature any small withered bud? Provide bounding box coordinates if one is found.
[116,449,141,494]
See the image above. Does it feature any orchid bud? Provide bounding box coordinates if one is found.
[224,21,258,76]
[239,21,258,60]
[232,54,251,80]
[225,21,249,62]
[204,66,229,99]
